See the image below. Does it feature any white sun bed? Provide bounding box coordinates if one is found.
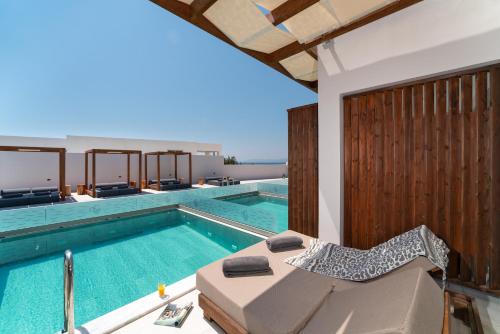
[196,230,442,334]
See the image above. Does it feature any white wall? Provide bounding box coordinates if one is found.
[317,0,500,243]
[223,164,287,181]
[0,152,287,190]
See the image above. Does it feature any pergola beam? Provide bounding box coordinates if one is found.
[305,47,317,60]
[191,0,217,16]
[271,0,422,61]
[268,0,319,26]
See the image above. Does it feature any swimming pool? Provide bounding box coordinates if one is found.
[0,209,262,334]
[222,194,288,233]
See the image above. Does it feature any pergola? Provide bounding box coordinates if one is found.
[0,145,66,200]
[150,0,421,91]
[144,150,192,190]
[84,149,142,197]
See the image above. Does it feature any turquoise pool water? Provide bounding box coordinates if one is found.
[0,210,261,334]
[222,194,288,232]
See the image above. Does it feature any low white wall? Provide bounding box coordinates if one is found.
[0,152,287,190]
[317,0,500,244]
[223,164,287,181]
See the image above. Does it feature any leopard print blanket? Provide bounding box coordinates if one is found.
[285,225,449,282]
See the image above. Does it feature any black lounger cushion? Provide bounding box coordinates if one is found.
[34,191,51,196]
[1,188,31,195]
[0,196,31,208]
[96,182,128,189]
[1,193,24,199]
[32,187,58,193]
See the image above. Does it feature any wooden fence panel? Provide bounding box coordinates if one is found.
[344,99,352,247]
[343,65,500,293]
[288,103,318,237]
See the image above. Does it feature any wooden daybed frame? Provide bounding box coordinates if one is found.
[144,150,192,190]
[84,148,142,197]
[0,145,66,200]
[199,289,484,334]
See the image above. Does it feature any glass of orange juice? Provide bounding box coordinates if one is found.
[158,282,166,298]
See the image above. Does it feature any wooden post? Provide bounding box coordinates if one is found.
[138,151,142,192]
[144,154,148,188]
[174,153,178,180]
[491,68,500,289]
[188,152,192,186]
[59,149,66,200]
[84,152,88,189]
[157,152,161,191]
[127,153,131,185]
[92,150,96,198]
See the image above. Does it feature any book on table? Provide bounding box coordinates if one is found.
[154,301,193,327]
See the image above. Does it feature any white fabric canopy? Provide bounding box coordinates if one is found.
[204,0,296,53]
[279,51,318,82]
[283,3,340,44]
[200,0,399,82]
[324,0,392,25]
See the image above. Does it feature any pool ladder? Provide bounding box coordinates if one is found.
[63,250,75,334]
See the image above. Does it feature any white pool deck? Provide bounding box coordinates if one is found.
[113,290,224,334]
[68,178,283,203]
[0,178,285,211]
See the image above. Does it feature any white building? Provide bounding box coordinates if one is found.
[0,135,221,155]
[0,135,286,190]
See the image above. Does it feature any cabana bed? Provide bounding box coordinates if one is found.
[205,176,240,186]
[144,150,192,191]
[0,146,65,208]
[197,230,482,334]
[84,149,141,198]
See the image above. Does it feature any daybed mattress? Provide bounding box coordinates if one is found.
[300,267,444,334]
[196,230,441,334]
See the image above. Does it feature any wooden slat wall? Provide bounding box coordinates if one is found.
[343,66,500,293]
[288,103,319,237]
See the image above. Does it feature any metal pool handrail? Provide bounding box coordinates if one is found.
[63,249,74,334]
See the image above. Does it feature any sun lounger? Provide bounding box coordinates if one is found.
[0,187,60,208]
[89,182,139,198]
[196,230,443,334]
[300,267,443,334]
[205,177,241,186]
[148,178,191,191]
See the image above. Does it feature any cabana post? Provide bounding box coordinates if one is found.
[144,150,192,191]
[0,145,66,203]
[84,149,142,198]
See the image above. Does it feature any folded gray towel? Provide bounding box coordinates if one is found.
[266,236,303,252]
[222,256,270,277]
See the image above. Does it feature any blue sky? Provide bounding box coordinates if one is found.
[0,0,316,161]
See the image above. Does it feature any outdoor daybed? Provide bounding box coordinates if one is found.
[0,187,60,208]
[197,230,446,334]
[205,176,240,186]
[87,182,139,198]
[148,178,191,191]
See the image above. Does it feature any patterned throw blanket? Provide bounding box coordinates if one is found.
[285,225,449,282]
